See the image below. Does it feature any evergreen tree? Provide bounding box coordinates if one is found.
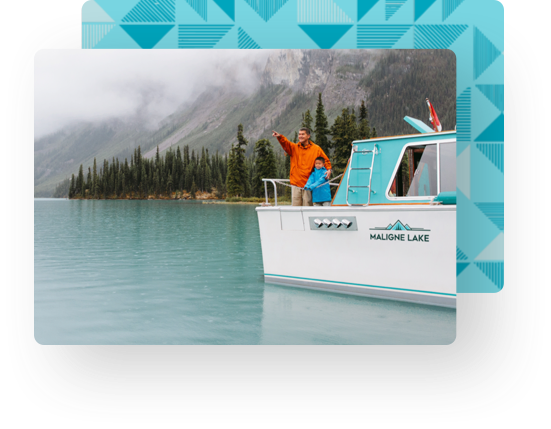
[190,181,197,199]
[86,167,92,192]
[92,158,98,198]
[167,174,173,197]
[253,139,277,198]
[69,174,75,199]
[77,164,84,197]
[175,146,182,191]
[121,171,126,198]
[154,169,160,197]
[184,163,193,193]
[141,163,147,198]
[330,108,358,175]
[214,171,224,198]
[199,147,207,191]
[301,109,313,133]
[314,93,331,156]
[357,100,371,140]
[226,124,248,197]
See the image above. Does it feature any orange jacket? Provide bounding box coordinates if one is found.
[277,135,332,188]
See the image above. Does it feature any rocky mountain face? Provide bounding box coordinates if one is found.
[34,49,455,197]
[262,49,379,109]
[144,49,381,156]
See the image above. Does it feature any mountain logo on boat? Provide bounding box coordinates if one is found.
[370,220,430,231]
[369,221,431,242]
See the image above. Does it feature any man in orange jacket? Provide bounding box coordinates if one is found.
[272,127,332,206]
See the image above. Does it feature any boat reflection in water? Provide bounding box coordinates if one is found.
[259,284,455,345]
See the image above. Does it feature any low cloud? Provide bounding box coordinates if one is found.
[34,49,272,139]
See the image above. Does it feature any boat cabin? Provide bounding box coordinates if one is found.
[331,130,456,206]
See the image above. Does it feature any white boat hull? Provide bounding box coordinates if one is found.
[256,205,456,308]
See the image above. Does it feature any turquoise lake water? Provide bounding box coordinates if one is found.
[34,199,456,345]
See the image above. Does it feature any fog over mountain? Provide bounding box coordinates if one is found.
[34,49,456,197]
[35,49,271,138]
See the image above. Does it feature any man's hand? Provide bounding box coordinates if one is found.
[325,169,332,179]
[272,130,281,138]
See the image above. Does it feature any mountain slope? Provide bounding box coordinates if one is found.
[34,49,456,197]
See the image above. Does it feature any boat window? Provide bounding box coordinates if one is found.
[389,144,438,197]
[440,142,456,193]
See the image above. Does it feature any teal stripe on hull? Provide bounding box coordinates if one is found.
[265,274,456,297]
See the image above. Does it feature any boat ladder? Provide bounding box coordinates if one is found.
[346,144,379,206]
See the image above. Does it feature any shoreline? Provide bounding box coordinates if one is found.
[36,197,291,205]
[203,201,291,205]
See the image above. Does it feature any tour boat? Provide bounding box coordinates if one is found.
[256,117,457,308]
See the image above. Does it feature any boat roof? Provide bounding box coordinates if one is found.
[352,130,456,145]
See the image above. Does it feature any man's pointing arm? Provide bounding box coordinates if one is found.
[272,130,293,156]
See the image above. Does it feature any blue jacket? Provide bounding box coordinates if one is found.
[304,167,331,203]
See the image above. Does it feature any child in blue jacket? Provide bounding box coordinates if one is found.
[304,157,332,206]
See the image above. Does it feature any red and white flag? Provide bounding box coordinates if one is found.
[426,98,442,132]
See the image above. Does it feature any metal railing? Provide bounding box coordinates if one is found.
[262,178,339,207]
[262,178,285,206]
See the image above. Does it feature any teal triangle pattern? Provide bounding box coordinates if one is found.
[94,24,141,49]
[457,262,470,277]
[178,24,233,48]
[299,25,353,49]
[358,0,379,21]
[442,0,464,21]
[122,0,175,22]
[475,113,504,142]
[474,27,501,80]
[238,27,260,49]
[357,25,412,48]
[386,0,406,20]
[457,87,471,142]
[414,24,468,49]
[474,262,504,290]
[456,247,468,261]
[94,0,142,22]
[414,0,438,21]
[213,0,235,21]
[333,0,356,21]
[121,24,174,48]
[475,233,504,261]
[245,0,288,22]
[476,84,504,112]
[476,143,504,173]
[185,0,207,21]
[82,1,115,22]
[474,203,504,231]
[297,0,353,23]
[82,23,116,48]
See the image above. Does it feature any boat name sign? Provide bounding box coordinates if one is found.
[369,220,431,243]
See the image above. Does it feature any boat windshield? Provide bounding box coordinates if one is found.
[389,144,438,197]
[439,142,456,193]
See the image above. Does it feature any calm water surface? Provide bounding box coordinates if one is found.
[34,199,455,344]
